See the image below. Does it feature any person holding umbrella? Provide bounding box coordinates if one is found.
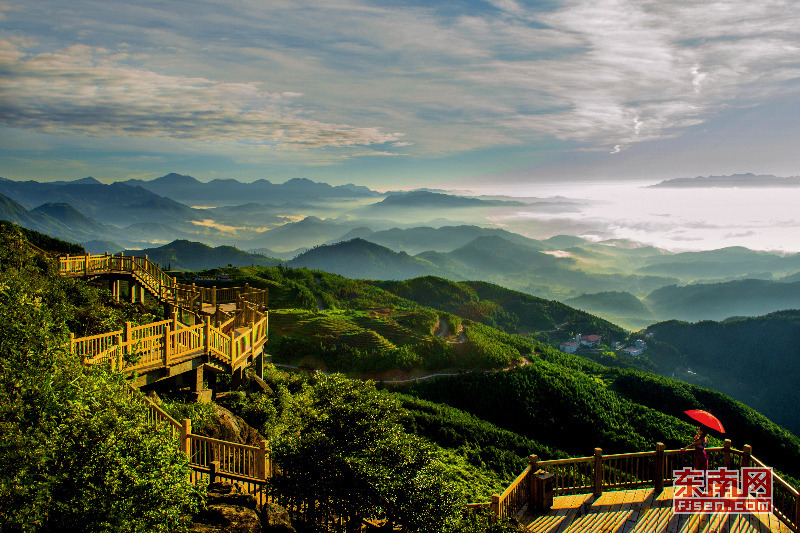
[681,425,709,480]
[681,410,726,488]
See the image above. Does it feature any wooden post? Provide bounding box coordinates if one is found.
[163,326,171,368]
[215,305,220,328]
[212,286,217,307]
[210,460,220,484]
[130,282,136,303]
[230,331,236,364]
[194,365,204,393]
[172,311,179,332]
[251,315,256,353]
[491,494,501,521]
[742,444,752,468]
[124,321,132,363]
[593,448,603,497]
[257,439,268,480]
[795,493,800,528]
[655,442,665,492]
[528,454,539,508]
[204,316,211,355]
[180,418,192,455]
[723,439,731,469]
[84,252,90,276]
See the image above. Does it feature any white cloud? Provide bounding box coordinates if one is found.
[0,39,403,149]
[3,0,800,166]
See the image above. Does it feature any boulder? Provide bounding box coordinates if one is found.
[201,404,265,446]
[189,482,261,533]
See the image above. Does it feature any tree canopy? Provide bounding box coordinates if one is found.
[0,228,201,532]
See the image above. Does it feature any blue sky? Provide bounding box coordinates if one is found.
[2,0,800,188]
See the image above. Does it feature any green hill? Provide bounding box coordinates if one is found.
[566,291,651,317]
[644,310,800,437]
[376,276,627,341]
[646,279,800,321]
[288,238,443,280]
[403,348,800,482]
[126,239,281,270]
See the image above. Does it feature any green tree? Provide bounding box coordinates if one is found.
[272,373,462,531]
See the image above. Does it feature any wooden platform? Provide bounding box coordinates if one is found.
[523,487,792,533]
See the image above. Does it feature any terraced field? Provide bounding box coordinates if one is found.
[351,315,425,345]
[269,310,397,351]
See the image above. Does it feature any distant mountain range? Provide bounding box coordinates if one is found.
[0,192,123,245]
[247,216,363,253]
[349,225,545,254]
[4,173,800,327]
[125,240,281,271]
[124,173,381,206]
[356,190,525,218]
[649,173,800,188]
[0,177,199,225]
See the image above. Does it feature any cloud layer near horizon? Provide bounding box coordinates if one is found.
[2,0,800,182]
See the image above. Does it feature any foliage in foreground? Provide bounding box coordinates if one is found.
[270,373,463,532]
[0,229,201,533]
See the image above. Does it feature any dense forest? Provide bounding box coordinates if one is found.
[645,312,800,437]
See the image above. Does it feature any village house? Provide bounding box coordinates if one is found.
[580,334,602,347]
[559,340,580,353]
[624,346,645,357]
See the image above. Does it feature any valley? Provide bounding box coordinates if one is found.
[4,173,800,331]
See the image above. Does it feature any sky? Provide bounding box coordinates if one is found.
[2,0,800,189]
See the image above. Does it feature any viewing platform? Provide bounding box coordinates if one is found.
[525,486,789,532]
[474,443,799,533]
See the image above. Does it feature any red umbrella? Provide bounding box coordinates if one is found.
[685,409,725,433]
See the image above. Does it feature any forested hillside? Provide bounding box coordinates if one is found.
[403,347,800,483]
[645,311,800,437]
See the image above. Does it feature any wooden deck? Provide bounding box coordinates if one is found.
[524,487,792,533]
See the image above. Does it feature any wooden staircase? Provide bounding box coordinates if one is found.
[60,252,269,385]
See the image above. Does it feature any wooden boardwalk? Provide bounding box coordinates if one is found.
[524,487,792,533]
[60,252,270,382]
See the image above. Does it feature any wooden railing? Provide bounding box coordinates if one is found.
[59,252,268,315]
[131,387,273,488]
[484,441,800,531]
[61,252,269,374]
[70,310,268,374]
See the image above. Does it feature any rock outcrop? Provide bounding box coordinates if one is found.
[201,404,265,446]
[189,482,295,533]
[190,482,262,533]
